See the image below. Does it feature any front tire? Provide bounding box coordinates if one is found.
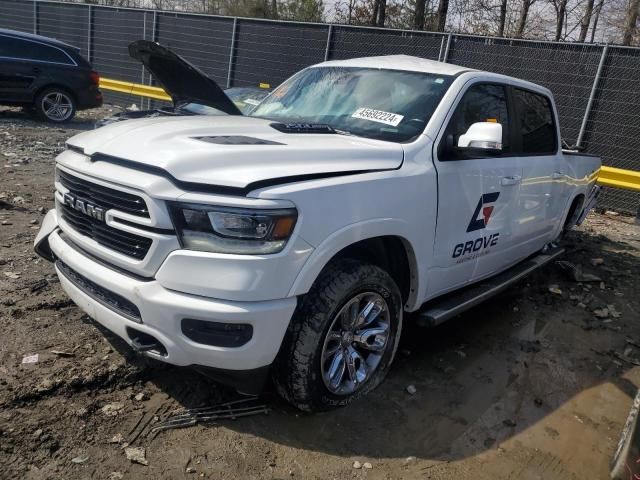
[611,389,640,479]
[35,87,76,122]
[273,259,403,412]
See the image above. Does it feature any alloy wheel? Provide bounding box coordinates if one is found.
[320,292,391,396]
[41,92,73,121]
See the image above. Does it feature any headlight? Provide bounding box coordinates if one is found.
[168,203,297,255]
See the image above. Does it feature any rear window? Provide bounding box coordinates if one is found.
[513,88,557,154]
[0,35,74,65]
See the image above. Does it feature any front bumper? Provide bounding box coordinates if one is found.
[35,211,297,390]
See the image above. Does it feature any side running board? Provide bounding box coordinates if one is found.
[417,246,565,327]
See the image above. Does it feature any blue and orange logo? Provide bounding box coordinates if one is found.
[467,192,500,232]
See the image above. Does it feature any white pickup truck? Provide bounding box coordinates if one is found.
[34,53,600,411]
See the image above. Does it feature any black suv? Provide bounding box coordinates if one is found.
[0,28,102,122]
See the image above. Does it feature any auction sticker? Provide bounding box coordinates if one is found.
[352,107,404,127]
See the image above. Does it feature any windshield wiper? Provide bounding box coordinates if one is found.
[333,128,356,137]
[174,104,200,115]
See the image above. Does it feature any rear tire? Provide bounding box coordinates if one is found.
[273,259,403,412]
[35,87,76,122]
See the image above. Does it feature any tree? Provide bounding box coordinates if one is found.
[414,0,428,28]
[516,0,536,36]
[622,0,640,44]
[378,0,387,26]
[280,0,324,21]
[370,0,387,26]
[578,0,595,40]
[436,0,450,30]
[589,0,605,41]
[498,0,509,35]
[333,0,357,24]
[551,0,569,40]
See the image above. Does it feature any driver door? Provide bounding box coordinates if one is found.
[429,82,521,298]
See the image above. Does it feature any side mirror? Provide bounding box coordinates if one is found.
[457,122,503,151]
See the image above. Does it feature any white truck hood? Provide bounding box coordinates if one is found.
[68,116,403,191]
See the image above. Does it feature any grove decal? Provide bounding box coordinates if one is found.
[452,192,501,263]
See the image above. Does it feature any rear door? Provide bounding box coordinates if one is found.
[510,87,564,254]
[0,58,35,103]
[430,82,520,297]
[0,35,37,102]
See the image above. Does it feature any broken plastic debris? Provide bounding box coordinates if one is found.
[150,397,268,434]
[556,260,601,282]
[21,354,38,364]
[50,350,75,357]
[101,402,125,416]
[125,446,148,466]
[593,308,609,319]
[548,285,563,295]
[608,304,622,318]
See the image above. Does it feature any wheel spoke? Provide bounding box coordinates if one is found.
[339,299,357,330]
[353,325,389,351]
[324,332,342,356]
[327,350,346,390]
[346,346,368,384]
[356,300,384,327]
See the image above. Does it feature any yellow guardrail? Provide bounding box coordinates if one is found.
[100,77,171,102]
[100,77,640,192]
[598,166,640,192]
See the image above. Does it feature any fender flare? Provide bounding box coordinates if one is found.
[288,218,423,310]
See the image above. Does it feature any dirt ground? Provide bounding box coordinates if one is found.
[0,105,639,480]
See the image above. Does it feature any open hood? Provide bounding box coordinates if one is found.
[128,40,242,116]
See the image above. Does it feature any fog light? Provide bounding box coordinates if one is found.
[181,319,253,347]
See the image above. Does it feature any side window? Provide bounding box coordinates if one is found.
[441,83,510,160]
[0,35,73,64]
[0,35,31,59]
[513,89,556,154]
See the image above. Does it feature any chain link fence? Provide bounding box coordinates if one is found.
[1,0,639,213]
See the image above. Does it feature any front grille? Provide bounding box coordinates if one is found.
[57,169,152,260]
[60,203,152,259]
[56,260,142,322]
[58,169,149,218]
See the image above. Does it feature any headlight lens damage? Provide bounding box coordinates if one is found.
[168,203,297,254]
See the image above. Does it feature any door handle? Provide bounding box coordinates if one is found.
[551,171,565,180]
[32,67,41,75]
[500,175,522,186]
